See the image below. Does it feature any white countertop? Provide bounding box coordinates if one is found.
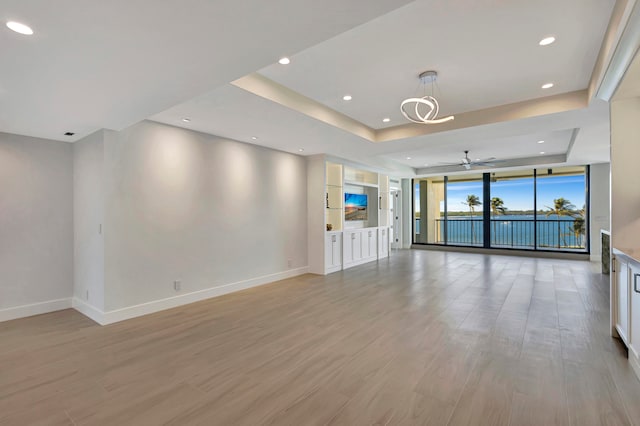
[613,247,640,266]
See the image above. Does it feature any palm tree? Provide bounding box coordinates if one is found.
[463,194,482,243]
[570,216,586,247]
[465,194,482,216]
[545,198,576,248]
[490,197,507,243]
[568,204,587,247]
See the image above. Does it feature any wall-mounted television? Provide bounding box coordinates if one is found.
[345,193,368,221]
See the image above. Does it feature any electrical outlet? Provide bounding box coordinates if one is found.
[173,280,182,291]
[287,259,292,268]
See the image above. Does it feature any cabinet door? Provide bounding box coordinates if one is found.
[372,230,378,258]
[616,258,630,345]
[365,229,375,259]
[343,232,354,264]
[325,234,342,269]
[630,264,640,358]
[344,231,362,263]
[379,227,389,258]
[353,231,362,261]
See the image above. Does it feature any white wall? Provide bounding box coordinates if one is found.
[0,132,73,320]
[611,97,640,250]
[73,131,105,311]
[589,162,610,261]
[102,121,308,311]
[307,155,326,275]
[401,178,412,248]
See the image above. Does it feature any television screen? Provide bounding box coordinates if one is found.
[345,193,368,221]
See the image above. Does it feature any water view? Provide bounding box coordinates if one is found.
[430,214,584,248]
[414,167,588,251]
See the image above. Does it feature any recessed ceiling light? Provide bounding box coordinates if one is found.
[540,151,546,155]
[538,140,545,144]
[382,118,391,123]
[6,21,33,35]
[406,157,412,160]
[298,148,304,152]
[475,158,480,161]
[539,36,556,46]
[424,163,429,167]
[278,57,290,65]
[541,83,554,89]
[251,136,258,140]
[181,118,191,123]
[343,95,352,101]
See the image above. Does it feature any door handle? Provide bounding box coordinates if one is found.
[635,274,640,293]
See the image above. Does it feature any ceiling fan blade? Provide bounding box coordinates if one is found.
[473,159,506,164]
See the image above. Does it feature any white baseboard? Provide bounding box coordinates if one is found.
[0,298,72,323]
[72,298,105,325]
[75,266,309,325]
[629,348,640,382]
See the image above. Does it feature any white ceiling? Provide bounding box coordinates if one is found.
[614,47,640,100]
[0,0,412,141]
[152,83,610,173]
[1,0,621,177]
[385,129,575,168]
[259,0,615,129]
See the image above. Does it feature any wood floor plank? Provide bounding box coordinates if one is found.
[0,250,638,425]
[564,360,631,426]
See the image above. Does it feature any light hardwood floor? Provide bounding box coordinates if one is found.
[1,250,640,425]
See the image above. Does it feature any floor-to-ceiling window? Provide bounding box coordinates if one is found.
[489,170,535,249]
[412,166,589,252]
[535,166,588,251]
[445,174,484,246]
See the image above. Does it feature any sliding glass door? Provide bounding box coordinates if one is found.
[445,174,484,246]
[489,170,535,249]
[413,166,588,253]
[535,166,587,250]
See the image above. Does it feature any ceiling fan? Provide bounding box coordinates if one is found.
[439,150,498,170]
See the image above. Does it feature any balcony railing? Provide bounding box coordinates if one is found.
[414,218,586,250]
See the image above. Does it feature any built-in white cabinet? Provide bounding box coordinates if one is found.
[612,248,640,381]
[325,232,343,273]
[630,264,640,371]
[343,227,379,269]
[308,154,392,275]
[343,230,361,266]
[614,256,630,345]
[366,228,377,259]
[378,227,389,259]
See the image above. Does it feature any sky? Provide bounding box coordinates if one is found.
[415,174,586,213]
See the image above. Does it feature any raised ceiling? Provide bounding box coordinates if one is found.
[259,0,615,129]
[0,0,626,175]
[0,0,412,141]
[153,0,617,173]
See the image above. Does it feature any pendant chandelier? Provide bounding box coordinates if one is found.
[400,70,454,124]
